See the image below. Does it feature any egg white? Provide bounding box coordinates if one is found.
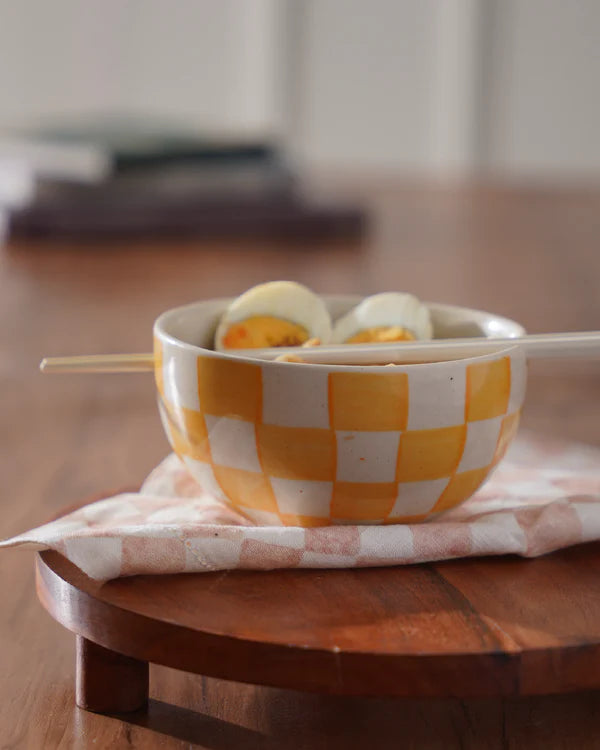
[332,292,433,343]
[214,281,332,351]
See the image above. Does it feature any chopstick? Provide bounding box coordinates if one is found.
[39,353,155,374]
[39,331,600,373]
[238,331,600,365]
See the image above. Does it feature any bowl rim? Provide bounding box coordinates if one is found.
[154,295,526,373]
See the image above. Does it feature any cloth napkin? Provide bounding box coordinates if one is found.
[3,431,600,581]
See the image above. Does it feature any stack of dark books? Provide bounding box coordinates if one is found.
[0,119,366,240]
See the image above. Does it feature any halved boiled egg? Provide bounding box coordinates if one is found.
[215,281,332,351]
[332,292,433,344]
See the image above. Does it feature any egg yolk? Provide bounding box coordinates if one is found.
[222,316,309,348]
[345,326,416,344]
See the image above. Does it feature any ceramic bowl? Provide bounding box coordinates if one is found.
[154,296,526,526]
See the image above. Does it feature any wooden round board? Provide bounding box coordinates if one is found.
[35,515,600,713]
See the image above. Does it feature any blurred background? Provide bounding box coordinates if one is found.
[0,0,598,241]
[1,0,598,177]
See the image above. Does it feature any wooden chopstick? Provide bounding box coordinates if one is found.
[229,331,600,364]
[39,332,600,373]
[39,353,155,374]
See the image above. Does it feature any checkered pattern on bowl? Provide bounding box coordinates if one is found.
[154,338,525,527]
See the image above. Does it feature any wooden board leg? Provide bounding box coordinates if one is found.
[76,635,149,713]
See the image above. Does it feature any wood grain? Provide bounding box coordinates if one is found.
[35,539,600,700]
[75,636,148,713]
[3,181,600,747]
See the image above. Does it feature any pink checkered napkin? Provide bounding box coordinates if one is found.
[2,432,600,581]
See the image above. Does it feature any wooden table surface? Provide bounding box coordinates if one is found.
[2,181,600,748]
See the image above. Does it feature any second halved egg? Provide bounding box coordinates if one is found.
[332,292,433,344]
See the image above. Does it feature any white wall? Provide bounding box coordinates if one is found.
[483,0,600,179]
[0,1,128,122]
[291,0,440,172]
[0,0,598,179]
[290,0,489,175]
[292,0,600,178]
[0,0,280,133]
[123,0,282,132]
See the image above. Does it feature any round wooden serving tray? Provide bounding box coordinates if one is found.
[35,502,600,714]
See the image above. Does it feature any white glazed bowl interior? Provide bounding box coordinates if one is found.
[156,295,526,354]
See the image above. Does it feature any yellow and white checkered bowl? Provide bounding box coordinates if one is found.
[154,296,526,526]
